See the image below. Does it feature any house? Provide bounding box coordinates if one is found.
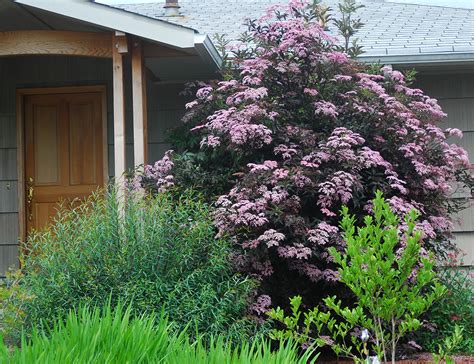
[0,0,473,275]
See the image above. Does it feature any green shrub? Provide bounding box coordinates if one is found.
[18,189,261,342]
[0,303,317,364]
[268,191,447,363]
[0,270,34,346]
[432,325,465,364]
[416,256,473,354]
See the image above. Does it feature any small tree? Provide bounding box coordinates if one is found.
[269,191,447,363]
[333,0,365,57]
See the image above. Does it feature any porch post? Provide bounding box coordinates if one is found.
[112,32,128,185]
[131,38,148,167]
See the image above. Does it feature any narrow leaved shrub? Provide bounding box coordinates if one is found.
[19,189,261,342]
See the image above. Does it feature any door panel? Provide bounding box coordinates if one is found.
[25,92,105,233]
[69,102,97,185]
[34,202,59,232]
[34,105,60,185]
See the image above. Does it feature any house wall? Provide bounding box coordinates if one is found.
[415,72,474,265]
[0,55,187,275]
[2,57,470,275]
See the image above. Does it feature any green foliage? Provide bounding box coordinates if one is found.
[333,0,365,57]
[416,260,473,354]
[268,191,447,363]
[0,303,317,363]
[269,295,372,363]
[0,270,34,345]
[168,336,318,364]
[432,325,464,364]
[268,295,368,361]
[170,152,239,200]
[329,191,447,362]
[402,68,418,85]
[1,304,179,363]
[18,189,261,343]
[212,32,232,69]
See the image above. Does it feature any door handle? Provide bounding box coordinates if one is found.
[26,177,34,221]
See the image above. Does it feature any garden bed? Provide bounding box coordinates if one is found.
[319,353,474,364]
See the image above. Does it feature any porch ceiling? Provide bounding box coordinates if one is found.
[0,1,100,32]
[0,0,221,81]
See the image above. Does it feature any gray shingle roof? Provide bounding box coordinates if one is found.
[112,0,474,63]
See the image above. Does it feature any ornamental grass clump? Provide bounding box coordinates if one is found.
[1,304,178,363]
[268,191,447,364]
[0,303,318,364]
[144,0,473,308]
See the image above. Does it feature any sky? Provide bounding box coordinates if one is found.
[97,0,474,8]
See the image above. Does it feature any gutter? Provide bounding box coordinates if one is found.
[358,52,474,66]
[194,34,222,70]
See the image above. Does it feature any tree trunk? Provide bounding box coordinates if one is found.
[391,318,396,364]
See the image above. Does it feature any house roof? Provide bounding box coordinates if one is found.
[110,0,474,65]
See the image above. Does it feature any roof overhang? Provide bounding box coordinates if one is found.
[358,52,474,67]
[194,34,222,70]
[13,0,222,75]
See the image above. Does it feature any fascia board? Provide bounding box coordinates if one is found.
[358,52,474,65]
[15,0,196,49]
[194,34,222,70]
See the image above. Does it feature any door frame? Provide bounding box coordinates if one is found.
[16,85,108,243]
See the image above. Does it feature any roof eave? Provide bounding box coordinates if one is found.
[13,0,222,74]
[358,52,474,66]
[14,0,196,49]
[194,34,223,71]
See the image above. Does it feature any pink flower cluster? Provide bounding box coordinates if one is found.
[149,0,473,299]
[308,222,339,246]
[132,151,175,193]
[314,101,339,118]
[196,104,274,149]
[250,294,272,316]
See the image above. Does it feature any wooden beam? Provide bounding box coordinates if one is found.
[112,33,127,186]
[143,42,191,58]
[131,39,148,167]
[114,31,129,54]
[16,92,26,245]
[0,30,112,58]
[0,30,190,60]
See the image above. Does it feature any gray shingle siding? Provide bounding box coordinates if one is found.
[0,56,187,275]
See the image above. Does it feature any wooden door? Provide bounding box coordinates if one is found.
[24,92,105,233]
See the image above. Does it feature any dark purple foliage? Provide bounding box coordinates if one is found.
[138,0,473,306]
